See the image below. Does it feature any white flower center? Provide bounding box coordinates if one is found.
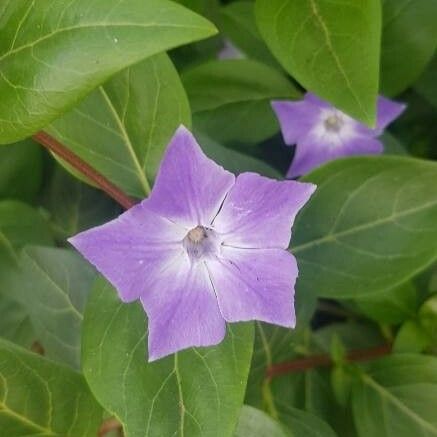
[183,226,219,261]
[324,114,344,133]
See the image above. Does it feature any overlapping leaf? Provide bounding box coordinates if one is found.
[255,0,381,125]
[293,156,437,298]
[82,278,254,437]
[46,53,191,197]
[182,59,299,143]
[380,0,437,96]
[0,338,102,436]
[0,0,215,143]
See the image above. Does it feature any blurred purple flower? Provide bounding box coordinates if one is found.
[69,126,316,361]
[272,93,406,178]
[217,39,244,60]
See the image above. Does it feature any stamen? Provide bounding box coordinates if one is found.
[187,226,207,244]
[324,114,344,133]
[183,226,219,261]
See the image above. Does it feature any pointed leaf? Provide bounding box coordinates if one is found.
[82,277,254,437]
[255,0,381,125]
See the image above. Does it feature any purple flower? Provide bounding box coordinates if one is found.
[69,126,315,361]
[272,93,406,178]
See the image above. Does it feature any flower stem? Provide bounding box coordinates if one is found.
[32,131,137,210]
[266,344,391,378]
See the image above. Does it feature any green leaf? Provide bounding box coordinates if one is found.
[46,53,191,198]
[234,405,287,437]
[0,200,53,268]
[46,167,120,239]
[0,139,42,202]
[353,282,417,324]
[0,0,215,144]
[352,354,437,437]
[182,59,299,143]
[255,0,381,125]
[380,0,437,96]
[276,404,338,437]
[234,404,338,437]
[197,131,282,179]
[415,55,437,109]
[10,246,96,369]
[219,1,280,68]
[0,338,102,436]
[393,320,430,353]
[82,277,254,437]
[0,289,35,348]
[292,156,437,298]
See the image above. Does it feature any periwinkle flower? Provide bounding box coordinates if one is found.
[272,93,406,178]
[69,126,315,361]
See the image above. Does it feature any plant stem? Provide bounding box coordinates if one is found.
[266,344,391,378]
[33,131,137,210]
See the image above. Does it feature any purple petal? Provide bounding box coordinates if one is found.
[304,92,332,109]
[287,131,383,178]
[207,247,297,327]
[147,125,235,228]
[271,99,320,145]
[68,201,187,302]
[376,96,406,134]
[213,172,316,249]
[142,259,226,361]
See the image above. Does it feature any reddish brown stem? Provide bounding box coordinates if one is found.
[33,131,137,210]
[266,344,391,378]
[98,418,123,437]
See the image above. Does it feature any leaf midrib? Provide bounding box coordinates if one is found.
[361,373,437,435]
[99,86,151,195]
[292,198,437,254]
[306,0,371,122]
[0,400,55,435]
[0,22,211,63]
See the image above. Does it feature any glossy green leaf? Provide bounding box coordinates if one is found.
[10,246,96,369]
[255,0,381,125]
[0,139,42,202]
[82,277,254,437]
[46,167,120,239]
[46,53,191,197]
[0,338,102,436]
[292,156,437,298]
[352,354,437,437]
[0,0,215,144]
[380,0,437,96]
[182,59,299,143]
[219,1,280,68]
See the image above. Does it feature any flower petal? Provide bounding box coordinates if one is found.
[376,96,406,133]
[287,131,382,178]
[146,125,235,228]
[213,172,316,249]
[272,99,321,145]
[207,247,297,327]
[68,200,187,303]
[142,259,226,361]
